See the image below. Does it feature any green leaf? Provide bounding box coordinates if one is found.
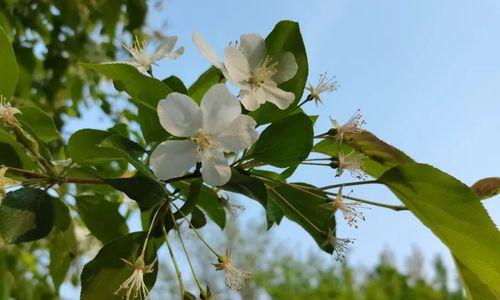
[50,198,77,291]
[76,195,128,243]
[98,134,153,178]
[81,232,158,300]
[454,256,497,300]
[137,105,169,143]
[0,25,18,99]
[105,177,167,211]
[67,129,122,162]
[378,163,500,297]
[471,177,500,200]
[173,179,202,219]
[83,63,171,109]
[222,170,268,207]
[188,67,222,104]
[267,183,335,253]
[17,106,61,142]
[250,20,308,125]
[0,188,54,244]
[172,181,226,230]
[0,128,36,168]
[163,75,188,94]
[250,112,313,167]
[189,207,207,229]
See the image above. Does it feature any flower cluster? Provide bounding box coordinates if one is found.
[114,256,157,300]
[213,250,251,290]
[306,72,338,105]
[322,186,366,228]
[0,96,21,128]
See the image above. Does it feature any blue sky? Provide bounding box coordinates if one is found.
[140,0,500,271]
[64,1,499,294]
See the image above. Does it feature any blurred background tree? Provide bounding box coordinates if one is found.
[0,0,148,128]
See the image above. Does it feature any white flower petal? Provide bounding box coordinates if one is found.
[239,88,267,111]
[166,46,184,60]
[215,115,259,152]
[157,93,202,137]
[262,82,295,109]
[151,36,178,61]
[239,33,266,70]
[200,149,231,186]
[200,84,241,134]
[272,52,298,83]
[150,140,197,180]
[193,32,223,69]
[223,46,251,83]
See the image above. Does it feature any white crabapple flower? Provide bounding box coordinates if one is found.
[193,32,298,111]
[150,84,259,186]
[321,186,366,228]
[123,35,184,73]
[114,255,157,300]
[330,109,365,143]
[213,250,251,290]
[336,150,367,179]
[306,72,338,106]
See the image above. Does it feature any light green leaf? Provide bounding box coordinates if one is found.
[249,112,313,168]
[379,163,500,297]
[76,195,129,243]
[17,106,61,142]
[0,25,18,99]
[250,20,308,125]
[81,232,158,300]
[67,129,122,162]
[454,256,497,300]
[0,188,54,244]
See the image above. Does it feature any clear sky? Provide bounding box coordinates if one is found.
[64,0,500,294]
[139,0,500,272]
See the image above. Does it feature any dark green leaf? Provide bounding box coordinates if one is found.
[138,104,169,143]
[0,25,18,99]
[0,128,36,168]
[17,106,61,142]
[81,232,158,300]
[222,170,267,207]
[250,112,313,167]
[173,179,202,219]
[267,183,335,253]
[0,188,54,244]
[76,195,128,243]
[379,163,500,296]
[163,75,188,94]
[67,129,121,162]
[105,177,167,211]
[189,207,207,229]
[250,20,308,125]
[188,67,222,104]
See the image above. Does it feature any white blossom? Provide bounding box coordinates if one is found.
[193,32,298,111]
[123,35,184,73]
[330,109,365,143]
[322,186,366,228]
[150,84,259,186]
[0,96,21,127]
[213,250,251,290]
[114,256,157,300]
[306,72,338,105]
[336,150,366,179]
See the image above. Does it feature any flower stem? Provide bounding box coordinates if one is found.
[162,225,185,300]
[320,180,378,190]
[169,211,205,295]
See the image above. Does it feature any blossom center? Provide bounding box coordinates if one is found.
[193,130,213,152]
[248,56,278,87]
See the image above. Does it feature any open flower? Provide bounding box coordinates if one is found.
[213,250,251,290]
[123,35,184,73]
[193,33,298,111]
[335,150,366,179]
[0,96,21,128]
[323,229,354,261]
[306,72,338,105]
[330,109,365,143]
[150,84,259,186]
[322,186,366,228]
[114,255,157,300]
